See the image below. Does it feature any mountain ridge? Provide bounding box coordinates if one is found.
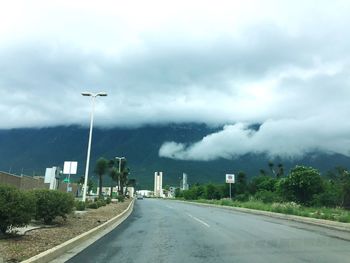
[0,124,349,189]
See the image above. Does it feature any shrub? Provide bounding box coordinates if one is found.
[116,195,125,202]
[75,201,86,211]
[249,176,277,194]
[205,184,222,200]
[220,199,234,206]
[106,197,112,204]
[254,190,280,203]
[32,189,74,224]
[0,185,35,234]
[96,199,106,207]
[88,202,99,209]
[234,193,249,202]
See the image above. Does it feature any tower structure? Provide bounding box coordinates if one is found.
[182,173,189,190]
[154,171,163,197]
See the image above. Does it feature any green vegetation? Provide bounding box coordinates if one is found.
[0,186,75,233]
[94,157,109,198]
[87,202,99,209]
[177,164,350,223]
[93,156,133,198]
[116,195,125,202]
[194,199,350,223]
[86,197,109,209]
[75,200,86,211]
[0,185,35,234]
[31,189,75,224]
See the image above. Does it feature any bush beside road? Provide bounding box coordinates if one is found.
[0,187,132,263]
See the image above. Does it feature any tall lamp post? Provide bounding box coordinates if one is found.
[81,91,107,202]
[115,157,125,193]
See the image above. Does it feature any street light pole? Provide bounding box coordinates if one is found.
[82,92,107,202]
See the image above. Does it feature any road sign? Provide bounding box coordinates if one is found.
[63,161,78,175]
[63,178,70,183]
[226,174,235,184]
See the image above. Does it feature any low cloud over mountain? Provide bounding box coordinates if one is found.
[159,117,350,160]
[1,1,350,159]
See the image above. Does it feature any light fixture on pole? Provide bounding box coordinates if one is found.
[81,91,107,202]
[115,157,125,193]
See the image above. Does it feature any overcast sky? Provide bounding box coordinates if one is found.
[1,0,350,159]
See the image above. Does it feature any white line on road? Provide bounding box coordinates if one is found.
[165,205,174,209]
[187,213,210,228]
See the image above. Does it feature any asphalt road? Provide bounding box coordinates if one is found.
[67,199,350,263]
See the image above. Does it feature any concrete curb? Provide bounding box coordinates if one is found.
[21,199,135,263]
[176,200,350,233]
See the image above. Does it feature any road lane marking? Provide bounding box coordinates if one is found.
[187,213,210,228]
[165,205,174,209]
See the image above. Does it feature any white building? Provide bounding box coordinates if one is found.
[137,190,152,197]
[181,173,189,190]
[44,166,61,190]
[154,171,163,197]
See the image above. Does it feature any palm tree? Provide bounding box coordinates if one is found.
[109,167,118,198]
[94,157,108,198]
[120,167,130,195]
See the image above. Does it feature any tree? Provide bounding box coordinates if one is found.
[94,157,108,198]
[114,158,129,195]
[335,167,350,209]
[235,171,247,195]
[87,179,95,194]
[120,167,130,195]
[183,185,205,200]
[109,167,118,198]
[205,184,221,200]
[312,180,342,207]
[249,175,277,195]
[278,165,324,205]
[341,171,350,209]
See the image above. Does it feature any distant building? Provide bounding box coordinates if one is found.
[44,166,61,190]
[168,186,176,198]
[154,171,163,197]
[137,190,152,197]
[181,173,189,190]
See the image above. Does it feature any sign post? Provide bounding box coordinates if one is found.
[226,174,235,199]
[63,161,78,192]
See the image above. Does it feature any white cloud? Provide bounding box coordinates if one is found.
[159,117,350,160]
[0,0,349,161]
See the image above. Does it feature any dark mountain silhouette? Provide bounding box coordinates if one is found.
[0,124,349,189]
